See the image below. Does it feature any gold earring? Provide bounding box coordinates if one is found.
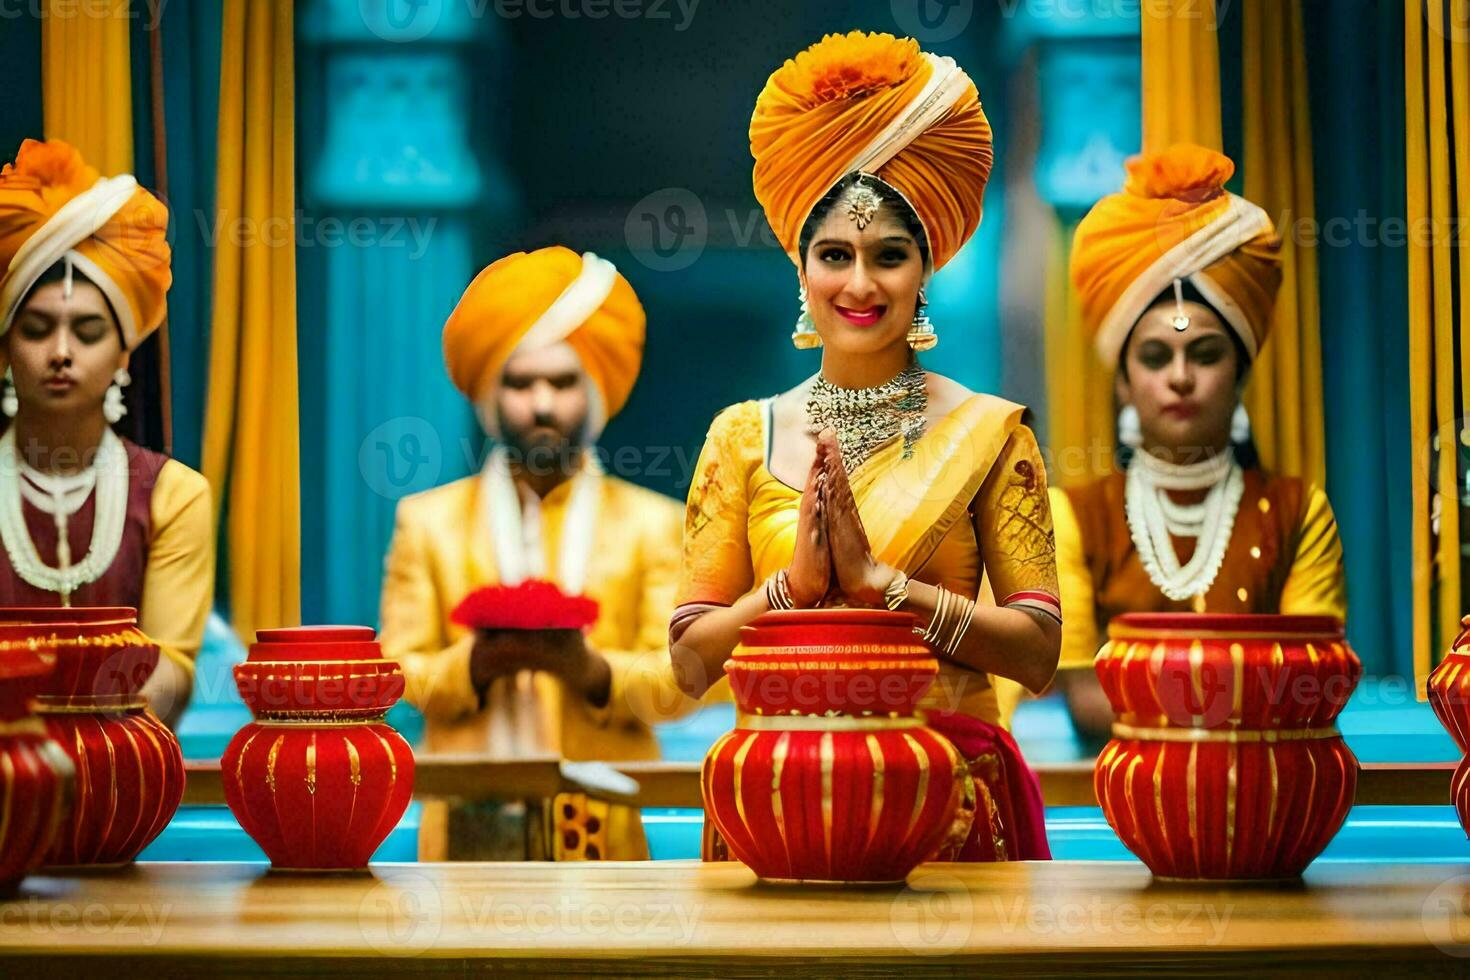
[906,288,937,351]
[792,283,821,350]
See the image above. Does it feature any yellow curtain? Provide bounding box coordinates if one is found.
[1240,0,1326,487]
[1407,0,1470,691]
[203,0,300,644]
[40,0,133,173]
[1043,217,1115,485]
[1140,0,1223,152]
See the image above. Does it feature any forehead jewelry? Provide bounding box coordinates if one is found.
[62,253,75,300]
[842,180,883,231]
[1170,278,1190,332]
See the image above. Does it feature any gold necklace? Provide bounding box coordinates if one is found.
[805,362,927,472]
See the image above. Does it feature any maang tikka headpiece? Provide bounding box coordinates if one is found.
[1170,278,1190,332]
[842,179,883,231]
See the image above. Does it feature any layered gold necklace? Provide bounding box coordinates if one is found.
[805,362,928,472]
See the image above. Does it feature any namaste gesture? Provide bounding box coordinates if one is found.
[786,429,897,608]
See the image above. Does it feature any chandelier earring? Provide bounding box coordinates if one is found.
[792,281,821,350]
[907,287,937,351]
[1230,401,1251,444]
[1,369,16,419]
[103,368,131,425]
[1118,404,1142,449]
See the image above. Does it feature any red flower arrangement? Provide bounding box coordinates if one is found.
[451,579,600,632]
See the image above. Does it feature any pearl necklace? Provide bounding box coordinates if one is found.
[805,362,928,472]
[0,427,129,605]
[1124,448,1243,603]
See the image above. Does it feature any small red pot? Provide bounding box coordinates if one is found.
[0,606,185,868]
[1093,613,1361,880]
[222,626,415,870]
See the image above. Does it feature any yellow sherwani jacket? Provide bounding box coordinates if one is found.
[380,470,699,859]
[381,470,695,756]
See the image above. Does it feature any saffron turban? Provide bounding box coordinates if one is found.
[442,246,646,434]
[1071,143,1283,368]
[0,139,171,351]
[750,31,994,273]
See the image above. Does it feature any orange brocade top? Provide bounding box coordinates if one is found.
[675,394,1062,728]
[1049,470,1348,672]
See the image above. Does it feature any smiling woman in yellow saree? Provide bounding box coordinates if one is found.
[669,32,1062,861]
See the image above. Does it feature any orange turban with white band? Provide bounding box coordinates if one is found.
[0,139,171,351]
[750,31,994,273]
[442,246,645,435]
[1070,143,1283,368]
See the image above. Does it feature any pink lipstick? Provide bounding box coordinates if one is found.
[835,304,885,327]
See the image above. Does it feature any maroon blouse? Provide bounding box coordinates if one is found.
[0,438,168,608]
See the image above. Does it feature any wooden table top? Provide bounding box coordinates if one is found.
[3,860,1470,976]
[177,757,1460,809]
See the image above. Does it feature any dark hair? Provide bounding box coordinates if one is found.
[797,172,930,270]
[17,261,124,343]
[1118,281,1249,383]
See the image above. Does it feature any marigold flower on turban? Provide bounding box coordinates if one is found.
[1071,143,1282,368]
[442,246,645,435]
[749,31,994,273]
[0,139,171,351]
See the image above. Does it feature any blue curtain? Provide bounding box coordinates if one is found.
[1301,0,1412,677]
[1213,0,1409,676]
[296,1,503,627]
[128,0,223,471]
[0,11,42,154]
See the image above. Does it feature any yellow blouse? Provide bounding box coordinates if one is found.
[677,394,1062,727]
[144,460,215,673]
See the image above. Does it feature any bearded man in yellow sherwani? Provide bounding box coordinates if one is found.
[379,245,698,860]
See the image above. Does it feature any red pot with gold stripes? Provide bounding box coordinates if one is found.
[1094,613,1361,880]
[222,626,414,870]
[0,607,185,868]
[702,609,973,884]
[0,632,73,888]
[1427,616,1470,836]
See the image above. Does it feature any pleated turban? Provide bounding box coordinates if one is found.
[0,139,171,351]
[750,31,994,273]
[1071,143,1283,368]
[442,246,646,435]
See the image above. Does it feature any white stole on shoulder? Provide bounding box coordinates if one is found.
[477,445,602,759]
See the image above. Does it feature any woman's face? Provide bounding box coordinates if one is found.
[5,278,126,421]
[801,199,925,357]
[1118,300,1241,458]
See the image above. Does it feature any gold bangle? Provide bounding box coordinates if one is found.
[943,593,966,654]
[921,586,949,647]
[945,595,977,657]
[917,586,977,659]
[884,570,909,611]
[766,570,795,611]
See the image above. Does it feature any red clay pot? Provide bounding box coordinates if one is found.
[0,606,185,868]
[0,631,73,888]
[702,609,972,883]
[222,626,414,870]
[1093,613,1361,880]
